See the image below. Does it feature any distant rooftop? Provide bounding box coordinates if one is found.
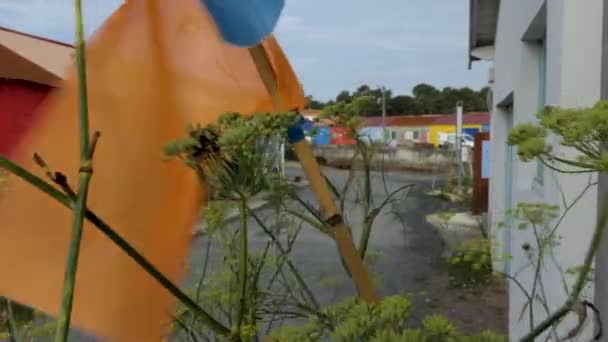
[431,112,490,125]
[387,115,443,127]
[364,113,490,127]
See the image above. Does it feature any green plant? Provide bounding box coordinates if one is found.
[270,296,505,342]
[422,314,459,341]
[508,101,608,173]
[449,238,493,287]
[507,101,608,340]
[164,113,299,200]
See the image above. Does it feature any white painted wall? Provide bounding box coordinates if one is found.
[486,0,603,340]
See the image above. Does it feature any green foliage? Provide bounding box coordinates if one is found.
[167,112,503,341]
[371,329,427,342]
[305,95,325,110]
[311,84,489,115]
[164,112,299,198]
[504,203,562,253]
[449,238,493,287]
[269,322,320,341]
[322,96,368,134]
[0,301,58,341]
[422,315,459,341]
[538,102,608,149]
[204,201,228,235]
[0,298,34,334]
[463,330,507,342]
[438,211,457,224]
[507,203,559,227]
[509,101,608,172]
[270,296,505,342]
[507,124,548,162]
[322,86,488,134]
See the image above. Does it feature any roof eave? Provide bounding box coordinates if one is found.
[0,26,74,86]
[468,0,499,69]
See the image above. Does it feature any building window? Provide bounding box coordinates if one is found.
[534,39,546,188]
[391,131,397,139]
[413,131,419,140]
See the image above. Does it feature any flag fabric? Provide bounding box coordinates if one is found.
[0,0,303,341]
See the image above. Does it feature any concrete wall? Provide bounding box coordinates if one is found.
[488,0,603,339]
[311,145,464,172]
[595,172,608,340]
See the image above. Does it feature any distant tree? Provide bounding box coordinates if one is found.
[437,87,461,113]
[412,83,441,114]
[336,90,352,103]
[318,83,489,117]
[478,86,490,111]
[305,95,325,110]
[388,95,421,115]
[353,85,372,97]
[349,85,393,117]
[441,87,488,113]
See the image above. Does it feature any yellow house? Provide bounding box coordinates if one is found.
[429,124,483,146]
[428,112,489,147]
[429,112,490,147]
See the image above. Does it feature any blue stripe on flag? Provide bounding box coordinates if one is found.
[203,0,285,47]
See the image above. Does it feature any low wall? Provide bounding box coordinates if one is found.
[310,145,471,172]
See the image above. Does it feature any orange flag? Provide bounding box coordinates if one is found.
[0,0,303,341]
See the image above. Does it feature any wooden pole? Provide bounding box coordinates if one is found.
[248,44,379,303]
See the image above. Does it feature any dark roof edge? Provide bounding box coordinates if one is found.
[0,26,74,49]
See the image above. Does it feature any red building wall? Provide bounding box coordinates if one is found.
[0,78,51,157]
[330,126,356,145]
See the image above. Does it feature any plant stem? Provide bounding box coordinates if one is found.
[528,223,543,333]
[359,184,414,260]
[249,209,320,309]
[54,1,91,340]
[0,155,231,337]
[235,195,249,338]
[6,300,21,342]
[521,200,608,341]
[284,208,333,238]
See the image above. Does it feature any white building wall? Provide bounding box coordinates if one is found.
[487,0,603,340]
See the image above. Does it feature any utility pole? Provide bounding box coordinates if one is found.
[380,86,387,142]
[456,101,464,188]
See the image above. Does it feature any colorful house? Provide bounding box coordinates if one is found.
[330,126,356,145]
[428,112,490,146]
[312,126,331,145]
[360,115,437,145]
[386,115,442,145]
[0,26,73,155]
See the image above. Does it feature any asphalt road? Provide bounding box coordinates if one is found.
[186,166,457,329]
[16,166,454,341]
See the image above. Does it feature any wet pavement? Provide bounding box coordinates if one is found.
[14,166,456,341]
[187,166,456,327]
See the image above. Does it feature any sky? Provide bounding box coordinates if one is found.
[0,0,489,102]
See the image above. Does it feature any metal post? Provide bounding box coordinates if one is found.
[381,87,386,125]
[378,85,387,143]
[456,101,464,188]
[280,138,285,178]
